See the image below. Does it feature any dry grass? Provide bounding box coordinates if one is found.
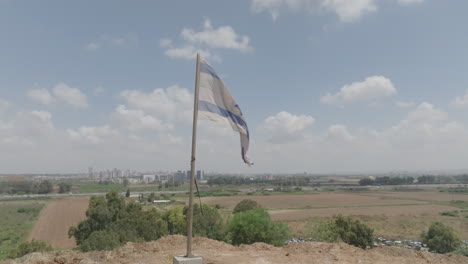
[200,192,427,210]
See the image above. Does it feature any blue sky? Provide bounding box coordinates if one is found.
[1,0,468,173]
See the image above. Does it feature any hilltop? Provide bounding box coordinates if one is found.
[2,235,467,264]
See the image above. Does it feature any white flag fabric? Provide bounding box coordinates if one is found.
[198,58,253,166]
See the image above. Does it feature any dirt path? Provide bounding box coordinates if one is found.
[27,197,89,248]
[3,235,467,264]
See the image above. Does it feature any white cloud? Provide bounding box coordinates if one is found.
[262,111,315,143]
[83,34,138,51]
[251,0,424,22]
[321,0,377,23]
[451,91,468,108]
[395,101,415,108]
[120,85,193,123]
[321,76,396,106]
[0,98,11,114]
[113,105,173,131]
[327,124,353,141]
[92,87,105,96]
[67,125,119,144]
[31,110,52,124]
[161,18,252,62]
[27,88,55,105]
[397,0,425,6]
[83,42,100,51]
[52,83,88,108]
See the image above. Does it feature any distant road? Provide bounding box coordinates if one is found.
[0,183,464,200]
[0,190,187,200]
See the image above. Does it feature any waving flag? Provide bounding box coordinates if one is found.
[197,58,253,165]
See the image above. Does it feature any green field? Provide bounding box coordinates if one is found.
[0,199,48,260]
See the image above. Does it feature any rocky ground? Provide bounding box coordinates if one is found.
[2,235,467,264]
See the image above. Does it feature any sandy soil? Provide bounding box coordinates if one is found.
[3,235,467,264]
[28,197,89,248]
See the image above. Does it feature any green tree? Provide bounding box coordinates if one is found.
[8,240,52,259]
[309,215,374,249]
[69,191,169,252]
[421,222,461,253]
[58,182,72,193]
[227,209,289,246]
[79,230,121,252]
[165,207,186,235]
[123,178,129,187]
[125,188,130,197]
[233,199,262,214]
[147,192,156,203]
[37,180,53,194]
[184,204,226,241]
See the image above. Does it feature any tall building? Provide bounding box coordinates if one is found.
[88,167,93,178]
[196,170,204,180]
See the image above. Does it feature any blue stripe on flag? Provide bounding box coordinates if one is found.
[200,61,221,80]
[198,100,248,131]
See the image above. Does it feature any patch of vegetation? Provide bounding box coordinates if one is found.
[69,192,168,251]
[233,199,262,214]
[197,190,240,197]
[0,200,46,260]
[439,210,459,217]
[226,209,290,246]
[421,222,461,254]
[308,215,374,249]
[7,240,51,259]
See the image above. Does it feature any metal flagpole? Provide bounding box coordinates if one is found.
[186,53,200,258]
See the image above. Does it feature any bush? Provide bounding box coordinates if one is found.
[227,209,289,246]
[439,210,459,217]
[454,243,468,257]
[421,222,461,253]
[309,215,374,249]
[79,230,121,252]
[233,199,262,214]
[8,240,52,258]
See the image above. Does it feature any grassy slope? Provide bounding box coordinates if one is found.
[0,199,48,260]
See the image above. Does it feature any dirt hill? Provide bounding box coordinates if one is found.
[2,235,467,264]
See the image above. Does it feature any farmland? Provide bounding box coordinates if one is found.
[1,184,467,258]
[27,197,89,248]
[195,188,468,239]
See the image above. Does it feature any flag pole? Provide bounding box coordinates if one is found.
[186,53,200,258]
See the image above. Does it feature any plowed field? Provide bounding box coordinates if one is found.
[27,197,89,248]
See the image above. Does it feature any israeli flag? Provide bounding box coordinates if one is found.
[198,58,253,166]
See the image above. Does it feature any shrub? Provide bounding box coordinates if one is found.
[309,215,374,249]
[421,222,461,253]
[439,210,459,217]
[454,243,468,257]
[8,240,51,258]
[227,209,289,246]
[233,199,262,214]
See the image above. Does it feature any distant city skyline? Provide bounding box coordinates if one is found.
[1,1,468,173]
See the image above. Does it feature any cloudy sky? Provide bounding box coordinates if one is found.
[1,0,468,174]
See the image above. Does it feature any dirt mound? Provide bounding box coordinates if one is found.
[2,235,467,264]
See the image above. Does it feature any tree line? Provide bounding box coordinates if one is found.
[359,174,468,186]
[0,180,72,194]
